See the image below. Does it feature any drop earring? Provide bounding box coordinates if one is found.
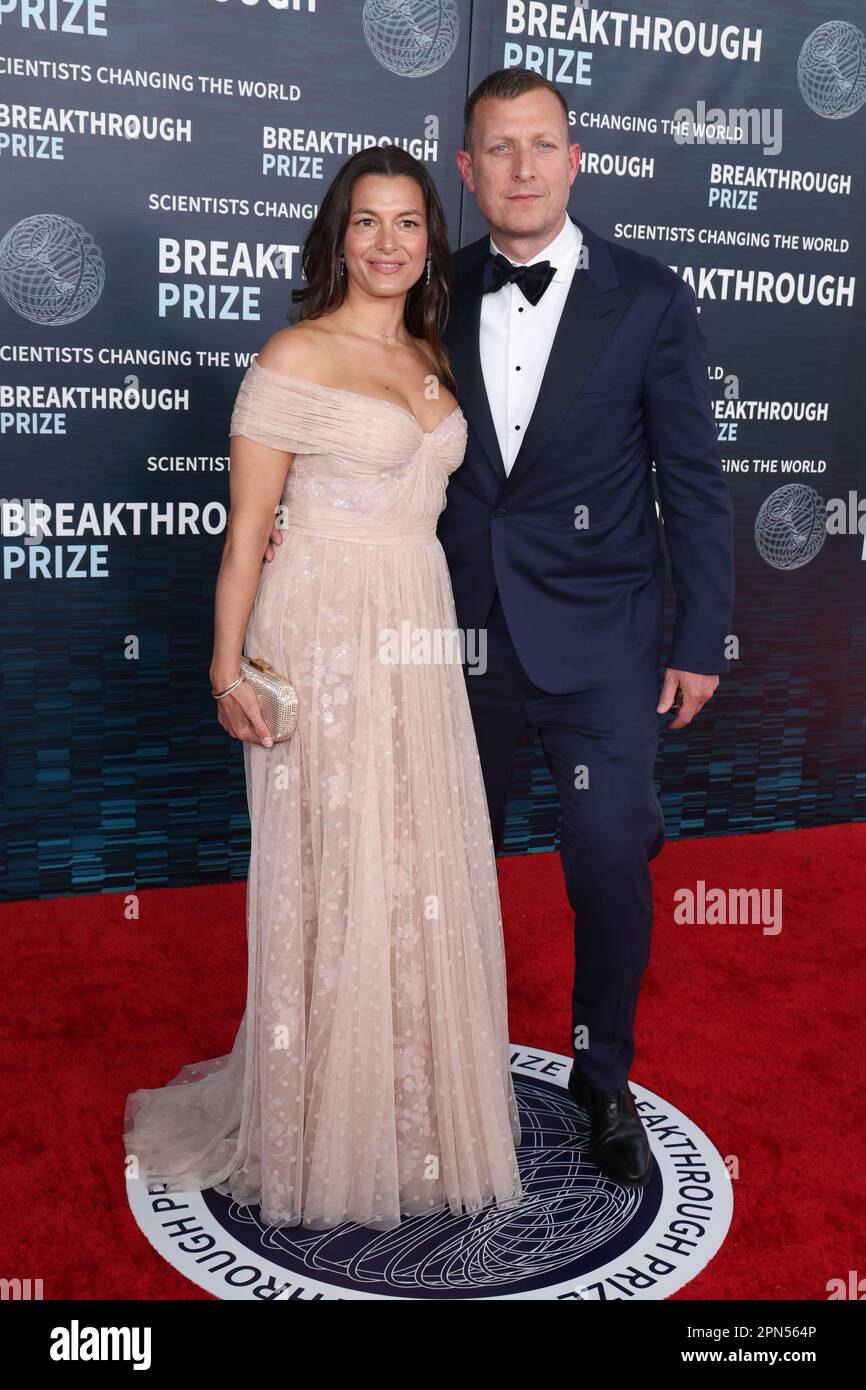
[425,252,432,285]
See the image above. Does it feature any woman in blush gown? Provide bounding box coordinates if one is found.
[124,145,523,1232]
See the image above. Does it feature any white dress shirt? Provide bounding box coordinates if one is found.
[480,214,584,475]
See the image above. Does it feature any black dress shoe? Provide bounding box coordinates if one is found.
[568,1065,652,1188]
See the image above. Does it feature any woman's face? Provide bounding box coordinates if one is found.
[342,173,429,299]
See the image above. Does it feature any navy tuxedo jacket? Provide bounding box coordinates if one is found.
[436,215,735,693]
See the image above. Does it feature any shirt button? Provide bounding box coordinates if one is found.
[493,508,507,519]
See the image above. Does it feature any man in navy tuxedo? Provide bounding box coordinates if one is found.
[437,69,735,1187]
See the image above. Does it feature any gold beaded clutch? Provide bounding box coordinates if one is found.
[239,655,299,744]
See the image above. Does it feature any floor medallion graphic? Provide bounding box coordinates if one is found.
[126,1045,733,1300]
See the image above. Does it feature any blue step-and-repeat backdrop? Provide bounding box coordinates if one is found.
[1,1,865,899]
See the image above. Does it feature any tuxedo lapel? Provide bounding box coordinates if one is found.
[446,215,636,498]
[503,223,636,498]
[445,241,507,485]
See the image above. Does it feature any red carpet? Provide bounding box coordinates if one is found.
[2,821,863,1300]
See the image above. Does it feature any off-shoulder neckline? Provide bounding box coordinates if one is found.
[247,359,464,438]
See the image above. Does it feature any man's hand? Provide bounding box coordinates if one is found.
[263,525,283,564]
[657,667,719,729]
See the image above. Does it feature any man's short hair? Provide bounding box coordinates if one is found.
[463,69,571,151]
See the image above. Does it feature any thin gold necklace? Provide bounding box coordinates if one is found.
[342,305,404,346]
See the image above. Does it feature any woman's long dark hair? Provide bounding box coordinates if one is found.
[289,145,455,387]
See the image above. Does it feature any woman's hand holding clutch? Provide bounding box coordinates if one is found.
[212,674,275,748]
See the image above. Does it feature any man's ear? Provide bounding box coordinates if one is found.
[455,149,475,190]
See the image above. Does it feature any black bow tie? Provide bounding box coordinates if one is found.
[481,250,556,306]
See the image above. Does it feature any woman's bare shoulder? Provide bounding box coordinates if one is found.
[254,322,329,377]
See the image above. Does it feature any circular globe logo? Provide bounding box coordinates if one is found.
[362,0,459,77]
[127,1045,733,1300]
[755,484,828,570]
[0,214,105,325]
[797,21,866,119]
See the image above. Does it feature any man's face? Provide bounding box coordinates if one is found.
[456,89,580,246]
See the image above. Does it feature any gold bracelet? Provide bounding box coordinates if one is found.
[212,674,244,699]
